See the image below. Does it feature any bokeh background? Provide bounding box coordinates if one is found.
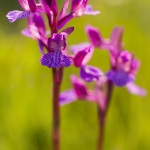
[0,0,150,149]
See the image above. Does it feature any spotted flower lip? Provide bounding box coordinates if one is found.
[106,70,134,87]
[40,50,71,68]
[80,65,103,82]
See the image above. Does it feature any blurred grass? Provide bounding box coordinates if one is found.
[0,0,150,149]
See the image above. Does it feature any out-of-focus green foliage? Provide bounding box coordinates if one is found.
[0,0,150,149]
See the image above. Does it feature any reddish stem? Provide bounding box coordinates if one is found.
[52,67,64,150]
[97,80,114,150]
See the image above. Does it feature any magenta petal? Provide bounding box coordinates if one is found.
[70,42,91,54]
[21,28,32,38]
[85,25,103,47]
[32,13,46,39]
[109,27,124,54]
[18,0,30,10]
[71,75,88,99]
[27,0,37,12]
[130,59,140,74]
[59,89,77,106]
[71,0,88,17]
[80,65,103,82]
[6,10,30,23]
[40,0,53,25]
[126,82,147,96]
[58,0,69,20]
[38,40,45,54]
[61,27,74,36]
[73,46,94,67]
[44,0,58,16]
[57,13,73,30]
[84,5,100,15]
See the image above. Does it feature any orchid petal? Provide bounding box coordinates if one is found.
[43,0,58,16]
[70,42,91,54]
[59,89,77,106]
[57,13,73,30]
[71,0,88,17]
[38,40,45,54]
[109,27,124,54]
[21,28,32,38]
[80,65,103,82]
[6,10,30,23]
[84,5,100,15]
[85,25,103,47]
[58,0,70,20]
[73,46,94,67]
[27,0,37,12]
[61,27,74,36]
[32,13,46,36]
[18,0,30,10]
[71,75,88,98]
[126,82,147,96]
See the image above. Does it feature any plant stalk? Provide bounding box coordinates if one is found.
[52,67,64,150]
[97,80,113,150]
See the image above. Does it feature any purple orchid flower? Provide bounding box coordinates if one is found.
[40,27,74,68]
[106,48,146,96]
[6,0,42,23]
[59,75,97,106]
[84,25,146,96]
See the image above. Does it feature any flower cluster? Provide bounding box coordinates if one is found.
[7,1,147,149]
[6,0,99,68]
[60,25,146,108]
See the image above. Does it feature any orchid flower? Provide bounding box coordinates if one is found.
[105,28,146,96]
[40,27,74,68]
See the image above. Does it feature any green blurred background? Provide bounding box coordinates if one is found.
[0,0,150,149]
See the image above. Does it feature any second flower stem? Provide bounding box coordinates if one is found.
[97,80,113,150]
